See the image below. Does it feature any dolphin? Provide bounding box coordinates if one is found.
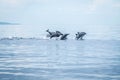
[76,32,86,40]
[46,29,63,39]
[60,34,69,40]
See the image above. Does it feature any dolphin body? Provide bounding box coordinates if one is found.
[76,32,86,40]
[46,29,63,39]
[60,34,69,40]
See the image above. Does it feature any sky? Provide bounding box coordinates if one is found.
[0,0,120,39]
[0,0,120,25]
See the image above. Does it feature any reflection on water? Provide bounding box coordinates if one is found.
[0,39,120,80]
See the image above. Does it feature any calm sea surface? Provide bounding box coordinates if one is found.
[0,39,120,80]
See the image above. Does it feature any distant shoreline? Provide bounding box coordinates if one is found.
[0,22,19,25]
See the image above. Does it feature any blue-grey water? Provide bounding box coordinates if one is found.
[0,39,120,80]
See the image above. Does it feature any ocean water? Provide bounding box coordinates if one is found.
[0,39,120,80]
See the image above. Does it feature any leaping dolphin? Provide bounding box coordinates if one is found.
[46,29,63,39]
[76,32,86,40]
[60,34,69,40]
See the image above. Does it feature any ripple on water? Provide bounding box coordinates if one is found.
[0,40,120,80]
